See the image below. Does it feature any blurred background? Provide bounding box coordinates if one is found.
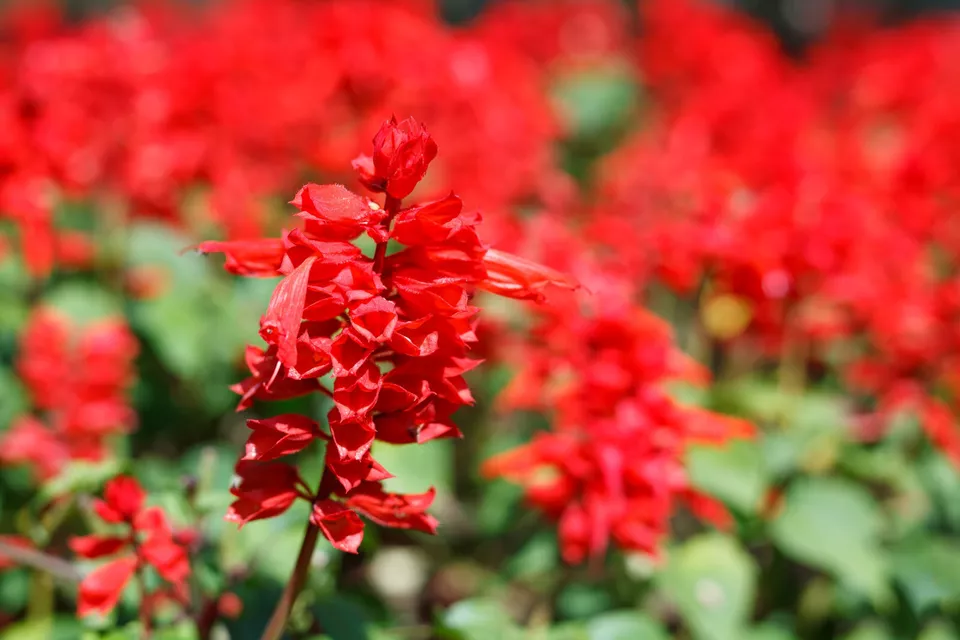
[3,0,960,639]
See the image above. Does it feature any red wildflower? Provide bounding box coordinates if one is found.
[205,118,569,555]
[72,476,190,618]
[352,116,439,199]
[1,309,138,481]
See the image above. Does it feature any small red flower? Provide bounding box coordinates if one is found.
[243,414,322,462]
[73,476,191,618]
[352,116,438,199]
[311,500,365,553]
[226,461,310,527]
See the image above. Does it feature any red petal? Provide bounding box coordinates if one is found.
[311,500,365,553]
[291,184,382,228]
[243,414,321,461]
[69,535,128,560]
[77,556,137,617]
[479,249,579,302]
[260,255,316,368]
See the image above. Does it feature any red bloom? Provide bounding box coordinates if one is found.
[243,414,322,462]
[206,118,567,555]
[311,499,365,553]
[353,116,438,199]
[226,461,310,526]
[73,476,191,618]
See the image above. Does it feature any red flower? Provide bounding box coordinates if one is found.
[311,500,365,553]
[226,461,310,527]
[352,116,438,199]
[205,118,568,556]
[243,414,322,462]
[73,476,191,618]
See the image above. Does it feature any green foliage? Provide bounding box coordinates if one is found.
[659,534,757,640]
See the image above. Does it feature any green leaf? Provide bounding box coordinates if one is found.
[38,459,123,502]
[314,596,371,640]
[0,617,84,640]
[770,478,888,603]
[556,584,613,621]
[551,64,638,146]
[506,530,558,579]
[441,599,523,640]
[918,621,958,640]
[0,367,27,431]
[658,533,756,640]
[841,622,892,640]
[687,440,766,513]
[891,537,960,613]
[585,611,669,640]
[743,623,798,640]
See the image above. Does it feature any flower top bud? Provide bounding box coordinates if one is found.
[353,116,438,199]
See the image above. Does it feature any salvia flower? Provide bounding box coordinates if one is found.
[70,476,190,618]
[205,117,572,554]
[0,309,138,480]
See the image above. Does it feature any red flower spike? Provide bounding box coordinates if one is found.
[261,255,316,368]
[311,500,365,553]
[243,414,322,462]
[69,535,128,560]
[77,555,137,618]
[353,116,438,199]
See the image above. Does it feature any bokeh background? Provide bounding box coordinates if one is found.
[3,0,960,639]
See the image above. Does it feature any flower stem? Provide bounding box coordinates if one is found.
[372,195,401,273]
[259,519,321,640]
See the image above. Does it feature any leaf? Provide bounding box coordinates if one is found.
[552,64,638,146]
[743,624,799,640]
[687,440,766,513]
[505,530,558,579]
[585,611,669,640]
[658,533,757,640]
[890,537,960,613]
[556,584,613,621]
[918,621,957,640]
[0,367,27,431]
[314,595,371,640]
[440,599,524,640]
[841,622,892,640]
[37,459,123,502]
[770,478,889,603]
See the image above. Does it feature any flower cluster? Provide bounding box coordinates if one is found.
[69,476,191,618]
[0,309,138,480]
[204,117,571,552]
[573,0,960,464]
[484,244,754,563]
[0,0,564,276]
